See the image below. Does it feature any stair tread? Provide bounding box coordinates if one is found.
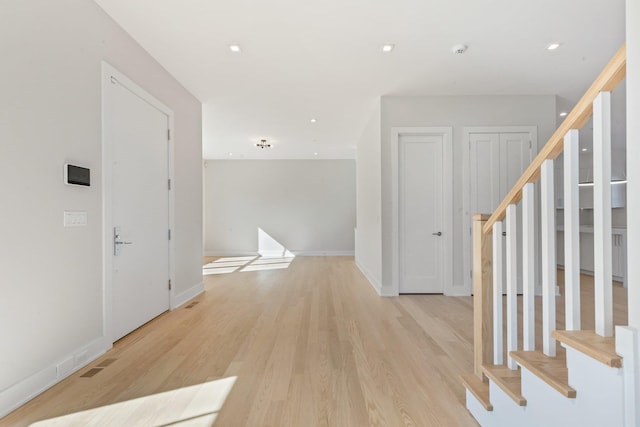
[510,351,576,398]
[552,330,622,368]
[461,374,493,411]
[482,364,527,406]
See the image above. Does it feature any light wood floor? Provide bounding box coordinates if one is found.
[1,257,479,427]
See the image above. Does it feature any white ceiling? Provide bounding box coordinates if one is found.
[94,0,626,159]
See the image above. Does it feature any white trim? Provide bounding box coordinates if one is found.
[462,126,538,295]
[204,154,356,160]
[616,325,640,426]
[101,62,175,344]
[356,261,382,295]
[0,338,108,418]
[391,127,453,296]
[204,251,259,257]
[171,282,205,309]
[204,250,354,257]
[292,250,355,256]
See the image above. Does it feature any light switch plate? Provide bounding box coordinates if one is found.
[64,211,88,227]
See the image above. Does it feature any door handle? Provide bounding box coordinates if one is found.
[432,231,442,236]
[114,226,133,256]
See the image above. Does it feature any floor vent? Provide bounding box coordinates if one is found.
[80,368,103,378]
[96,358,117,368]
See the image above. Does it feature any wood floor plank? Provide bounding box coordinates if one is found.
[1,257,478,427]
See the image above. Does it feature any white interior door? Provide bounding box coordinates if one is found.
[470,133,501,215]
[469,131,533,293]
[500,133,533,292]
[106,73,170,342]
[399,134,444,293]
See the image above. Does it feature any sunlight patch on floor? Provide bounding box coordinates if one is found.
[30,377,236,427]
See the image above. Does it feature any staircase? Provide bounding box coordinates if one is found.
[461,45,639,427]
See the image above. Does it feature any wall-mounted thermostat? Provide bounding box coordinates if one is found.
[64,164,90,186]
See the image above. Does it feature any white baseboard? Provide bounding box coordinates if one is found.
[204,250,355,257]
[204,251,258,257]
[356,261,382,295]
[292,250,355,256]
[171,281,204,309]
[380,286,398,297]
[0,337,110,419]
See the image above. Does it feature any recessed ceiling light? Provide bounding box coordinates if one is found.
[256,139,272,149]
[451,44,468,54]
[559,112,568,117]
[229,44,241,53]
[228,152,233,156]
[310,118,317,123]
[381,44,395,53]
[314,152,319,156]
[547,43,561,50]
[581,148,588,152]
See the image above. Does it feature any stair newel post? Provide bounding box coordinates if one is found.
[473,213,493,378]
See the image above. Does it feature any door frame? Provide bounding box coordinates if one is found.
[101,62,175,343]
[461,126,538,294]
[391,127,453,296]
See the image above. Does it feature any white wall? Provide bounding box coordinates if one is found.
[0,0,202,416]
[204,160,355,255]
[627,0,640,329]
[355,101,382,293]
[380,95,557,294]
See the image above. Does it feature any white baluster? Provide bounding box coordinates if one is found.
[593,91,613,337]
[493,221,504,365]
[564,129,581,330]
[541,159,557,356]
[522,183,535,350]
[506,204,518,369]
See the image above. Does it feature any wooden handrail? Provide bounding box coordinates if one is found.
[483,44,627,235]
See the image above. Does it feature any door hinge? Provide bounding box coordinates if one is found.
[168,279,172,291]
[168,179,172,190]
[168,229,172,240]
[167,129,171,141]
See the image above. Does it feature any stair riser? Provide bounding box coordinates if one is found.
[466,390,493,427]
[564,346,624,426]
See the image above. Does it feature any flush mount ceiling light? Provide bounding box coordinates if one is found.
[229,44,241,53]
[255,139,272,149]
[310,118,317,123]
[560,112,568,117]
[314,152,319,156]
[547,43,561,50]
[451,44,468,54]
[581,148,588,152]
[381,44,395,53]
